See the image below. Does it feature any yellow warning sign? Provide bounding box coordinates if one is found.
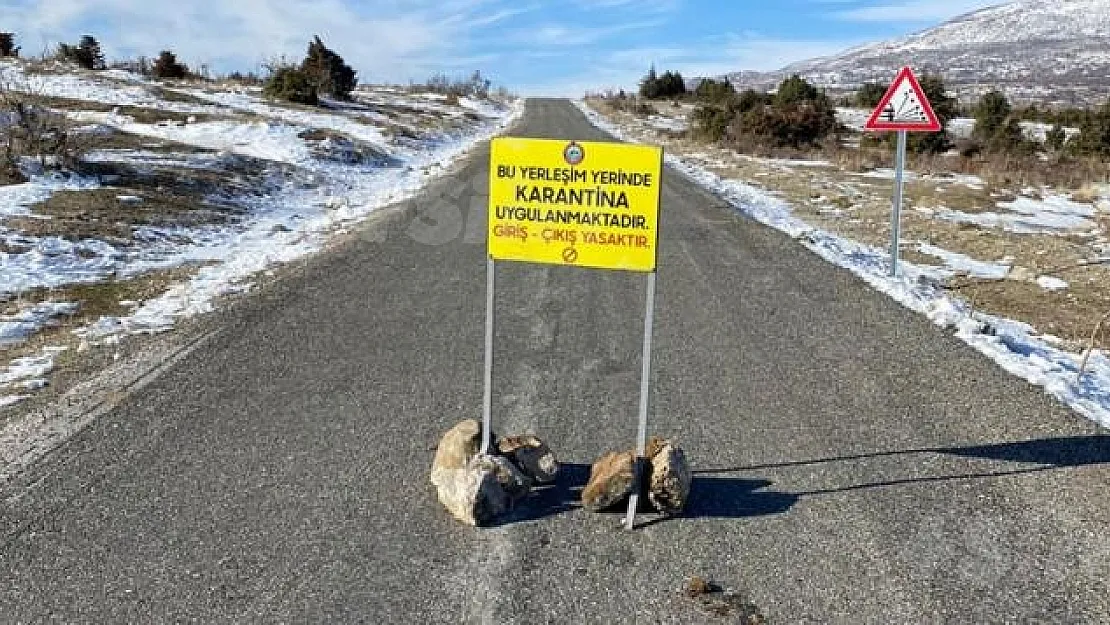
[488,137,663,273]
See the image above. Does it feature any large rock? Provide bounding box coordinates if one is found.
[647,438,692,515]
[478,453,532,503]
[430,419,484,481]
[582,450,636,511]
[430,420,535,526]
[433,455,510,527]
[497,435,559,484]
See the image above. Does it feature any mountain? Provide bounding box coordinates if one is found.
[725,0,1110,105]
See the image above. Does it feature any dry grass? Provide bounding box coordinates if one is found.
[74,127,207,152]
[12,187,242,244]
[591,100,1110,349]
[16,266,200,322]
[38,94,230,125]
[144,86,212,106]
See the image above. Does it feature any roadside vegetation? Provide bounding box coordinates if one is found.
[0,29,515,412]
[588,67,1110,354]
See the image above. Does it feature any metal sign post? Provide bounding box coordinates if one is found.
[481,257,495,455]
[862,66,942,278]
[890,130,907,278]
[624,271,657,530]
[486,137,664,530]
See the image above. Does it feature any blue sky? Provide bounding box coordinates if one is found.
[4,0,1001,94]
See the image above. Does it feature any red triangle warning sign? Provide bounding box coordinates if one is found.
[864,67,942,132]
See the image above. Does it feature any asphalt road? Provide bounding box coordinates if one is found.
[2,99,1109,624]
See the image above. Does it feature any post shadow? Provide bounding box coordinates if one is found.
[493,463,799,527]
[691,435,1110,498]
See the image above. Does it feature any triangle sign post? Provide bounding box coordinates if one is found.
[864,67,942,278]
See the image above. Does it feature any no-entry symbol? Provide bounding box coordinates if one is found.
[562,247,578,264]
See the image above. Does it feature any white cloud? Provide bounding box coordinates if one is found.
[2,0,515,82]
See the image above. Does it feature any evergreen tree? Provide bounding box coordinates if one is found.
[77,35,104,69]
[263,65,318,105]
[659,70,686,97]
[694,78,735,103]
[58,35,104,69]
[639,67,685,99]
[1071,103,1110,157]
[973,90,1012,141]
[0,33,18,57]
[856,82,887,108]
[639,66,660,99]
[152,50,188,79]
[775,75,819,106]
[907,75,956,153]
[300,36,357,100]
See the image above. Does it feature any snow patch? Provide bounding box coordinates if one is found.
[0,346,66,407]
[0,302,79,346]
[577,98,1110,429]
[916,243,1011,279]
[1036,275,1069,291]
[938,193,1097,234]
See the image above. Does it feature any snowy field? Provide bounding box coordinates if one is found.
[0,61,520,407]
[579,99,1110,429]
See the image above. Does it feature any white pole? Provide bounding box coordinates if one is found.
[890,130,908,278]
[481,258,495,455]
[625,271,658,530]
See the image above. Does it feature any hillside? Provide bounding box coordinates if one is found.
[726,0,1110,105]
[0,60,518,409]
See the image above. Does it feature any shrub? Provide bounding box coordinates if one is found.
[689,79,838,150]
[856,82,887,108]
[152,50,188,79]
[775,74,819,107]
[973,90,1011,141]
[301,36,357,100]
[907,75,957,154]
[691,105,732,141]
[736,89,771,113]
[421,70,496,100]
[733,98,838,149]
[111,56,152,76]
[693,78,735,103]
[224,71,264,85]
[57,35,104,70]
[0,82,81,179]
[263,66,318,105]
[715,76,839,149]
[1045,123,1067,151]
[0,33,18,58]
[987,118,1036,156]
[1070,103,1110,158]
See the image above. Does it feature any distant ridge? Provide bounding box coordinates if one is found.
[721,0,1110,105]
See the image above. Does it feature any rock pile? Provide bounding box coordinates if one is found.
[582,436,691,515]
[430,419,558,526]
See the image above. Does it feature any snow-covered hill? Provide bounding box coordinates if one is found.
[726,0,1110,105]
[0,61,520,407]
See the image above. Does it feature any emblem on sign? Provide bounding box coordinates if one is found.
[563,141,585,166]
